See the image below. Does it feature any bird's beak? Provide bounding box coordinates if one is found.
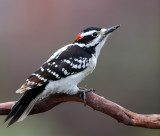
[100,25,120,36]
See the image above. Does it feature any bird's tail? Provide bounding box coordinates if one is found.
[4,85,46,127]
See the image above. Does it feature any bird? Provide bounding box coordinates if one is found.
[4,25,120,127]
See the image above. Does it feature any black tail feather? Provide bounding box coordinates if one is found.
[4,83,47,127]
[4,95,33,127]
[4,101,21,123]
[7,105,23,127]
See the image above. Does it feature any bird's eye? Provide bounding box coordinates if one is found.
[92,32,98,37]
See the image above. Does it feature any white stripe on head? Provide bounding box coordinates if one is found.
[81,30,97,37]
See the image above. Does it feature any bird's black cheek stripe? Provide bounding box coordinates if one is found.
[77,35,95,44]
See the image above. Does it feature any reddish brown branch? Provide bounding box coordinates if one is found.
[1,92,160,129]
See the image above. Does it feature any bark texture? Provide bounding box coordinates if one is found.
[0,92,160,129]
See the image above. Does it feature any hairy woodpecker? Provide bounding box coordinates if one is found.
[4,25,120,127]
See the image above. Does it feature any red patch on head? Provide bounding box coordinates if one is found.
[75,34,83,41]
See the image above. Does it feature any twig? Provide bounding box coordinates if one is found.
[0,92,160,129]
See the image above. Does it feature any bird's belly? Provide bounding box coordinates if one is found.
[42,56,96,96]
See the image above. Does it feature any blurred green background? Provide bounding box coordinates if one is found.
[0,0,160,136]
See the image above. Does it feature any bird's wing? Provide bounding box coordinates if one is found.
[16,45,92,93]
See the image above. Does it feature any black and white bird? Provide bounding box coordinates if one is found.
[4,25,120,126]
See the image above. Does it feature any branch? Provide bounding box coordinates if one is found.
[1,92,160,129]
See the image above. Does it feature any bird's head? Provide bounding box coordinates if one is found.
[74,25,120,57]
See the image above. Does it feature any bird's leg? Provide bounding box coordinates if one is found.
[79,85,95,106]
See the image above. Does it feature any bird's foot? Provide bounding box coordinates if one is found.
[79,85,95,106]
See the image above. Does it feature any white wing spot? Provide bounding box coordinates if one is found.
[78,64,81,69]
[37,83,43,86]
[82,64,86,68]
[47,68,51,73]
[74,58,78,62]
[66,60,70,64]
[27,87,32,90]
[64,70,70,75]
[40,67,44,72]
[62,68,65,71]
[79,60,82,64]
[50,71,60,79]
[74,64,77,69]
[83,60,85,64]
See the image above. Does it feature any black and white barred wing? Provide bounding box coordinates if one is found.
[16,45,92,93]
[16,68,48,93]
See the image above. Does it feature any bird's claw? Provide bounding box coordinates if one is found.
[79,86,95,106]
